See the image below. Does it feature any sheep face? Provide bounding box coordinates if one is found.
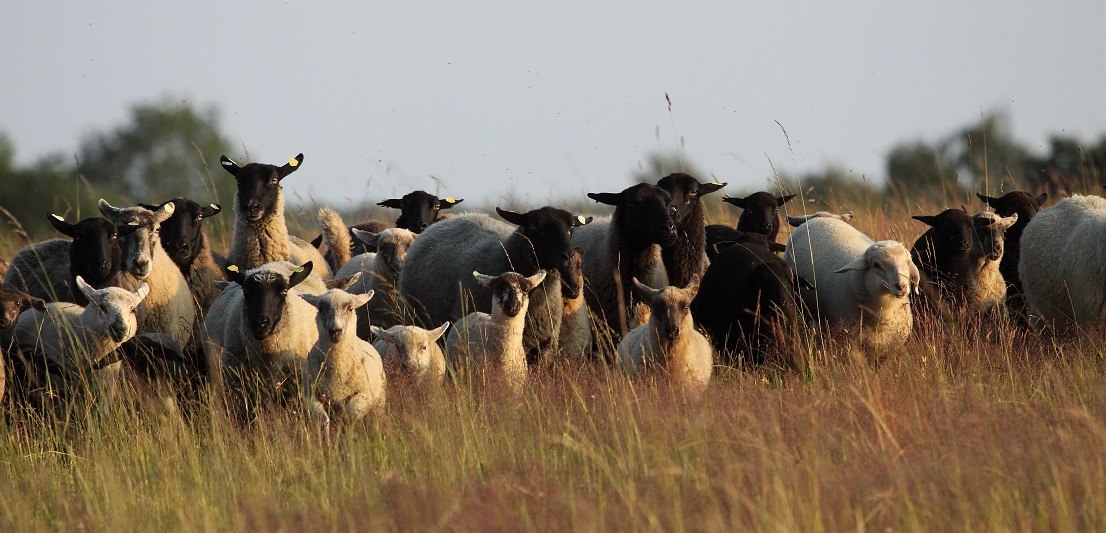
[0,287,43,329]
[977,191,1047,220]
[76,275,149,343]
[302,289,373,344]
[786,211,854,227]
[496,207,591,270]
[589,183,678,247]
[373,323,449,376]
[723,192,796,240]
[352,228,417,277]
[559,248,584,300]
[474,270,548,318]
[913,208,975,257]
[655,173,725,227]
[98,199,174,280]
[837,242,918,299]
[48,214,122,285]
[219,154,303,223]
[378,191,463,233]
[972,212,1018,262]
[139,198,221,271]
[226,262,313,340]
[632,275,700,342]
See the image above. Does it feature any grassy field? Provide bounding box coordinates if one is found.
[2,187,1106,531]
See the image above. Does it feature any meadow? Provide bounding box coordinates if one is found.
[1,182,1105,531]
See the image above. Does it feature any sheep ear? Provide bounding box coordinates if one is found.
[722,195,746,208]
[996,213,1019,230]
[352,291,374,308]
[429,322,450,341]
[47,213,77,237]
[630,277,656,301]
[682,274,700,298]
[219,155,241,176]
[524,271,547,289]
[910,262,921,294]
[698,182,727,196]
[587,192,621,206]
[495,207,527,226]
[840,211,855,222]
[98,199,123,219]
[786,215,808,227]
[440,197,463,209]
[288,262,314,289]
[224,264,247,285]
[572,215,592,228]
[710,241,736,256]
[351,228,380,246]
[278,154,304,179]
[310,234,323,249]
[912,215,938,227]
[326,272,361,290]
[834,257,868,273]
[796,275,815,290]
[300,293,321,307]
[777,194,797,206]
[29,296,48,312]
[75,275,95,300]
[370,325,390,340]
[976,192,995,206]
[199,203,222,218]
[473,271,495,287]
[1035,193,1048,206]
[133,283,150,302]
[155,201,175,223]
[377,198,403,209]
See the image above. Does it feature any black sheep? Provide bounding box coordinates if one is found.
[721,191,797,242]
[976,191,1047,324]
[655,173,726,287]
[910,208,997,314]
[4,215,127,305]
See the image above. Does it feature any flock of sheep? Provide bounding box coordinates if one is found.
[0,152,1099,429]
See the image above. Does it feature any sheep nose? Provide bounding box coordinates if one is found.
[897,282,908,296]
[109,323,128,342]
[667,326,681,340]
[255,317,272,330]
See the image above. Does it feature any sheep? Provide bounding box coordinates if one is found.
[655,173,726,287]
[311,192,465,264]
[691,236,801,367]
[785,217,919,352]
[371,322,449,387]
[10,276,148,403]
[617,276,712,398]
[336,227,418,336]
[721,191,797,242]
[98,200,197,351]
[786,211,854,227]
[571,183,676,341]
[558,248,592,360]
[219,153,331,278]
[4,214,124,304]
[0,286,43,332]
[910,208,1017,317]
[1019,194,1106,330]
[316,207,354,274]
[445,270,546,395]
[704,226,787,259]
[977,191,1048,324]
[301,282,385,431]
[139,197,226,313]
[400,207,590,364]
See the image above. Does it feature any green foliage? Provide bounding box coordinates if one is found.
[0,134,100,240]
[942,111,1032,190]
[885,142,961,200]
[784,166,881,211]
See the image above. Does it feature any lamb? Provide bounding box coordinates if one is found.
[967,211,1019,316]
[617,276,713,398]
[0,286,43,332]
[785,217,918,352]
[219,153,331,278]
[336,227,418,336]
[4,214,124,304]
[691,236,801,367]
[558,248,592,361]
[786,211,854,227]
[977,191,1048,324]
[139,197,226,313]
[400,207,590,364]
[301,281,385,431]
[571,183,676,341]
[721,191,797,242]
[445,270,546,395]
[98,200,197,351]
[371,323,449,387]
[655,173,726,287]
[10,276,148,403]
[1019,194,1106,330]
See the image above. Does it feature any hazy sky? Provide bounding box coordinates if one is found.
[3,1,1105,209]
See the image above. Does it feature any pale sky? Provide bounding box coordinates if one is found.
[3,1,1105,209]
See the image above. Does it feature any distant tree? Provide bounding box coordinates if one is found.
[77,97,235,204]
[941,111,1032,191]
[885,142,960,200]
[0,134,94,239]
[784,166,880,210]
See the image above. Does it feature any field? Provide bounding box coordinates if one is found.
[2,187,1106,531]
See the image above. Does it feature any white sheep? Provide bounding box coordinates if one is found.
[336,227,417,335]
[785,217,919,352]
[445,270,546,395]
[301,281,385,431]
[371,323,449,387]
[968,211,1018,317]
[617,276,712,398]
[1020,194,1106,330]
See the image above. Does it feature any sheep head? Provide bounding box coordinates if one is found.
[723,191,796,241]
[558,248,584,300]
[496,206,590,270]
[75,275,149,344]
[139,197,221,271]
[352,228,417,277]
[226,261,313,340]
[631,275,700,342]
[373,322,449,377]
[588,183,677,247]
[655,173,726,227]
[835,241,918,299]
[473,270,547,318]
[220,154,302,223]
[98,199,174,280]
[377,191,463,233]
[48,214,123,287]
[302,287,373,344]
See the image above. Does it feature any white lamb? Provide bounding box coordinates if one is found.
[301,281,385,431]
[617,276,712,398]
[1020,194,1106,330]
[785,217,919,352]
[335,227,417,335]
[969,211,1018,317]
[371,323,449,387]
[445,270,546,395]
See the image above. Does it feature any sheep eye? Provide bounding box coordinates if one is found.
[873,263,883,270]
[269,178,279,185]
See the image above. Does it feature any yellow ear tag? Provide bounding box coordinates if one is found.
[577,216,588,224]
[293,266,304,273]
[445,196,455,203]
[227,265,239,273]
[128,221,140,226]
[288,157,299,167]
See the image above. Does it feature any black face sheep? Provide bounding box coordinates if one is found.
[558,248,592,360]
[219,153,331,278]
[977,191,1047,323]
[400,206,590,365]
[785,217,918,352]
[4,214,125,304]
[444,270,546,395]
[1019,194,1106,330]
[655,173,726,287]
[312,192,463,266]
[571,183,677,341]
[691,238,801,367]
[336,227,418,337]
[371,322,450,387]
[722,191,796,242]
[138,197,225,312]
[617,276,712,398]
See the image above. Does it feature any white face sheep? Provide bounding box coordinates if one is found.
[977,190,1048,325]
[337,227,418,336]
[617,275,713,398]
[371,322,450,386]
[300,280,385,431]
[138,197,225,312]
[444,270,546,395]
